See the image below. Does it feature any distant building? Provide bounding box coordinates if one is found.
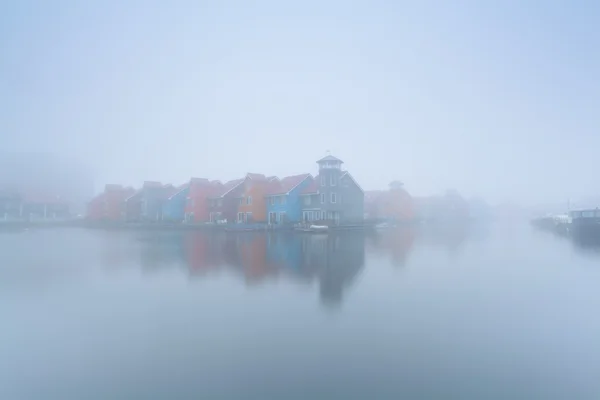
[299,155,364,225]
[87,184,135,221]
[125,181,175,222]
[365,181,414,222]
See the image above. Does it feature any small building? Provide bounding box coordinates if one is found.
[364,181,414,222]
[162,184,189,222]
[186,179,223,223]
[207,178,246,223]
[235,173,276,224]
[125,181,174,222]
[87,185,135,221]
[265,174,313,224]
[299,155,364,225]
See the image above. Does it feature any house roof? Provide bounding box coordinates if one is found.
[142,181,163,188]
[340,171,363,193]
[212,178,245,198]
[190,177,210,185]
[317,155,343,163]
[168,183,189,200]
[246,173,267,181]
[300,174,319,195]
[266,173,311,196]
[125,189,142,202]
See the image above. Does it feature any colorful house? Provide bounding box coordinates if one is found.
[87,184,135,221]
[125,181,174,222]
[207,178,245,223]
[186,178,222,223]
[235,173,277,224]
[265,173,313,224]
[299,155,364,225]
[162,184,189,222]
[87,193,106,220]
[364,181,414,222]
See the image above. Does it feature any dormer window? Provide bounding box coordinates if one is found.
[330,175,336,186]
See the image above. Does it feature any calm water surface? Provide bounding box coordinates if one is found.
[1,224,600,399]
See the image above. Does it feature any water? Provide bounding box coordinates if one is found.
[1,224,600,399]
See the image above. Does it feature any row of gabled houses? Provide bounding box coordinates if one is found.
[88,155,371,226]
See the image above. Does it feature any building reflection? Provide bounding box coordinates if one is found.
[367,228,416,267]
[127,230,365,306]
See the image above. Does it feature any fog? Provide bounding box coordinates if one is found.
[2,1,599,205]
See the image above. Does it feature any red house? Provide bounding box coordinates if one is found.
[185,178,224,223]
[87,184,135,221]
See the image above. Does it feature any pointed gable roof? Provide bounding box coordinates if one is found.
[212,178,245,198]
[190,177,210,185]
[246,173,267,181]
[340,172,363,192]
[300,174,319,195]
[168,183,190,200]
[267,173,311,196]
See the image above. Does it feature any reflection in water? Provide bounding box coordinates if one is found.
[128,231,367,307]
[101,224,487,306]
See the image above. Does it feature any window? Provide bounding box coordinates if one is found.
[330,174,336,186]
[246,212,253,222]
[322,211,326,220]
[279,212,286,223]
[320,193,326,204]
[321,175,326,186]
[331,193,337,203]
[281,196,286,205]
[237,212,244,223]
[238,198,243,206]
[270,197,275,206]
[246,196,252,205]
[304,196,311,206]
[275,197,280,205]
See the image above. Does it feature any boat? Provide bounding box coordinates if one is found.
[294,224,329,233]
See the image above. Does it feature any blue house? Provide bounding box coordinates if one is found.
[265,174,313,224]
[162,184,189,222]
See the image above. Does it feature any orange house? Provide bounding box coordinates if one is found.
[235,173,277,223]
[365,181,414,222]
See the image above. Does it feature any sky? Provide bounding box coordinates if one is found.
[1,0,599,204]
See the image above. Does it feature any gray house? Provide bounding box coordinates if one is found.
[299,155,364,225]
